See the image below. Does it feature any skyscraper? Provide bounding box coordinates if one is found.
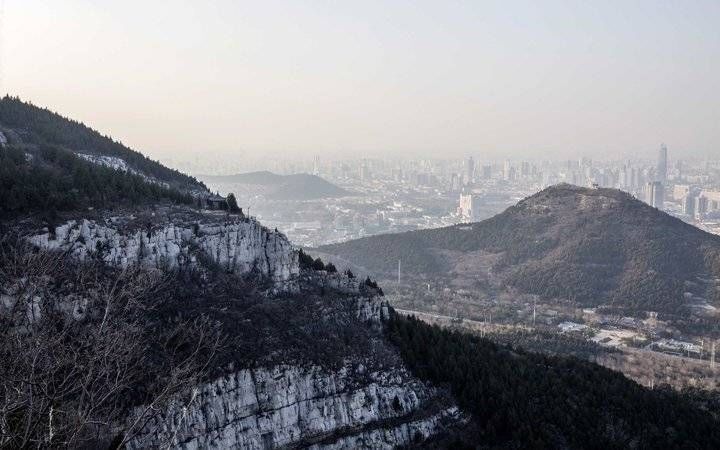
[450,173,461,192]
[360,161,370,182]
[481,165,492,179]
[695,196,709,218]
[458,193,482,221]
[465,157,475,184]
[520,161,531,178]
[313,155,320,176]
[682,194,696,217]
[644,181,665,209]
[503,160,512,181]
[656,144,668,183]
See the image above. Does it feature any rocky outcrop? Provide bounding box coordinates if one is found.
[125,363,461,450]
[353,296,391,324]
[28,217,299,290]
[300,271,361,295]
[25,216,463,449]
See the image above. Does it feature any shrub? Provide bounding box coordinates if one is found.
[312,258,326,271]
[298,249,314,269]
[226,193,241,213]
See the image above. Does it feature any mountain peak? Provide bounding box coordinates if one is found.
[320,184,720,316]
[507,184,658,219]
[521,183,635,205]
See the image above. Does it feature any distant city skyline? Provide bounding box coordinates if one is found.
[162,144,702,176]
[5,1,720,161]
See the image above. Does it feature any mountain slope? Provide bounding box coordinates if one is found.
[388,313,720,448]
[268,173,350,200]
[3,216,459,448]
[319,184,720,314]
[202,170,284,185]
[0,99,460,448]
[201,171,350,200]
[0,145,196,215]
[5,103,720,448]
[0,96,206,192]
[0,97,211,216]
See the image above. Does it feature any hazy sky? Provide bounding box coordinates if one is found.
[4,1,720,160]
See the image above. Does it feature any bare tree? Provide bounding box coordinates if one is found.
[0,234,221,449]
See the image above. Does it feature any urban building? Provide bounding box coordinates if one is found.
[644,181,665,209]
[656,144,668,183]
[458,193,482,221]
[682,194,695,217]
[465,157,475,184]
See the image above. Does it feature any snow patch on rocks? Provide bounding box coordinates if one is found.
[76,154,170,187]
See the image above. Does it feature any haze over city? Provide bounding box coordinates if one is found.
[6,1,720,448]
[5,0,720,161]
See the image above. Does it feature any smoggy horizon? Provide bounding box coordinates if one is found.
[5,1,720,161]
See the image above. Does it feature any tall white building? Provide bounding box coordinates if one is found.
[503,160,512,181]
[313,155,320,176]
[458,193,481,221]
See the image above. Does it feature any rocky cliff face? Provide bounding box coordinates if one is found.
[122,295,462,449]
[28,216,299,290]
[24,214,464,448]
[125,362,460,450]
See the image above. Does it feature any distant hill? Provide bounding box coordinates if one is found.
[0,96,206,192]
[201,171,350,200]
[319,184,720,314]
[204,170,283,185]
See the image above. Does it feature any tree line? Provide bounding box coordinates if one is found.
[387,312,720,448]
[0,96,206,190]
[0,145,195,216]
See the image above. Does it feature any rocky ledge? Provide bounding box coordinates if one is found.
[125,363,462,450]
[28,214,299,291]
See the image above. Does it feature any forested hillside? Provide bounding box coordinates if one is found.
[388,313,720,448]
[0,145,194,216]
[320,184,720,314]
[0,96,206,191]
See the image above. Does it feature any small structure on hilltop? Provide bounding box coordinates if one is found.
[198,193,245,216]
[200,194,228,210]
